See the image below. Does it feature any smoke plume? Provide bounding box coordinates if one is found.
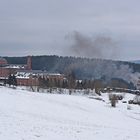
[66,31,118,59]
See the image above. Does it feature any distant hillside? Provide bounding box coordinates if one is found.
[4,55,140,84]
[132,60,140,64]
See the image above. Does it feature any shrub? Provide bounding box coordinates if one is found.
[108,93,118,107]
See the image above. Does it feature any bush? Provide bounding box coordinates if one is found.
[108,94,118,107]
[133,95,140,105]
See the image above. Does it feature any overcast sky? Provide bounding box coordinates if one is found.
[0,0,140,61]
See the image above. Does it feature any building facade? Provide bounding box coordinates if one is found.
[0,56,65,86]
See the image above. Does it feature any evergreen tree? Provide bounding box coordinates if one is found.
[7,74,17,87]
[7,74,12,86]
[12,75,17,86]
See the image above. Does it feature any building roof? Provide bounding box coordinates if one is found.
[0,57,8,65]
[16,70,64,79]
[0,57,7,61]
[5,64,26,69]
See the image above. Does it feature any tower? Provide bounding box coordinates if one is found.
[27,56,32,70]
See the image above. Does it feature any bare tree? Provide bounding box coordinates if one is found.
[65,70,76,95]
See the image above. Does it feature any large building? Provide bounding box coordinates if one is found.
[0,56,65,86]
[16,70,65,86]
[0,56,31,80]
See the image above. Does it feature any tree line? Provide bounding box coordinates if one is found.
[4,55,140,89]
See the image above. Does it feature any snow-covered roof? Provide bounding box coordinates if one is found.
[15,72,31,79]
[15,70,64,79]
[5,64,26,69]
[0,77,8,79]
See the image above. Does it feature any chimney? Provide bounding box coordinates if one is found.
[27,56,32,70]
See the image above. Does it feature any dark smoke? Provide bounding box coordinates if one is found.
[66,31,118,59]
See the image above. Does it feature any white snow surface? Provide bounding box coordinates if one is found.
[0,87,140,140]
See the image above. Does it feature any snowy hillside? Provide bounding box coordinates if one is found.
[0,87,140,140]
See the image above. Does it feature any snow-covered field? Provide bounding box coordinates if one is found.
[0,86,140,140]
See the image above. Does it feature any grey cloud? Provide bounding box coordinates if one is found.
[0,0,140,60]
